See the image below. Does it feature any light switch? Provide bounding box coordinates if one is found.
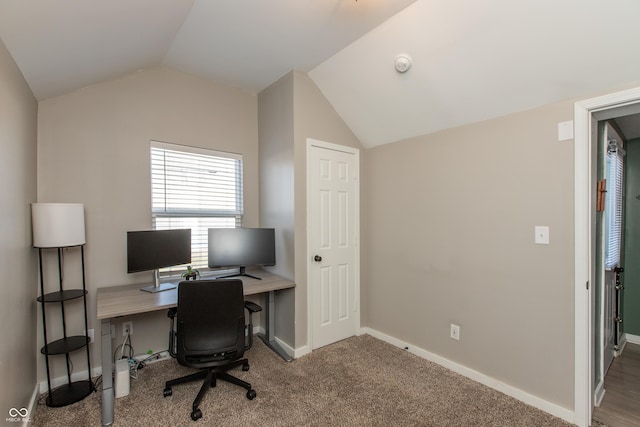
[535,226,550,245]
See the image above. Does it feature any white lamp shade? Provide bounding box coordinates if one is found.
[32,203,86,248]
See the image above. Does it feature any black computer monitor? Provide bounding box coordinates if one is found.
[208,228,275,280]
[127,229,191,292]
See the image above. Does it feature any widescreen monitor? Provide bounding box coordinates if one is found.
[208,228,275,280]
[127,228,191,292]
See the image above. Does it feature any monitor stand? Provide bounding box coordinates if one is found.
[215,266,262,280]
[140,269,177,293]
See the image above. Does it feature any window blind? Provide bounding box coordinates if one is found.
[604,139,625,270]
[150,141,243,273]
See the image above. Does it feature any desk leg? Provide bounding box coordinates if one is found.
[101,318,114,426]
[257,290,292,362]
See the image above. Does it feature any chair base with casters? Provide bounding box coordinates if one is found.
[163,358,256,421]
[163,280,262,421]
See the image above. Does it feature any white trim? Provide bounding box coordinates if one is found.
[293,343,311,359]
[305,138,361,353]
[574,99,592,427]
[307,138,360,155]
[615,337,626,358]
[593,380,605,407]
[38,365,103,395]
[273,335,297,359]
[574,86,640,427]
[21,384,39,426]
[150,140,243,160]
[363,328,574,423]
[625,333,640,345]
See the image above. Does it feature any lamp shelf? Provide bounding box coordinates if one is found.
[40,336,90,356]
[37,244,95,407]
[37,289,87,303]
[45,380,95,408]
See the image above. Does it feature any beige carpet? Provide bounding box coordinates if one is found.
[34,335,575,426]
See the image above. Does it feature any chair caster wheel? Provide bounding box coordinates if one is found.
[191,409,202,421]
[242,363,250,371]
[246,389,256,400]
[163,388,172,397]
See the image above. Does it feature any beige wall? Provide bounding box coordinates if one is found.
[36,67,259,381]
[0,39,38,414]
[257,70,363,349]
[258,72,296,344]
[18,51,582,411]
[364,100,575,409]
[292,71,364,348]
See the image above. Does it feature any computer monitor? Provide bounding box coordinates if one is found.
[208,228,275,280]
[127,229,191,292]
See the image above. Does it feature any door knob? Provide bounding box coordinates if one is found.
[314,255,322,262]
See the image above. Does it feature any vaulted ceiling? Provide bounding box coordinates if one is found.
[2,0,640,147]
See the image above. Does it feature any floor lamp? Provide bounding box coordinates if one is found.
[32,203,95,407]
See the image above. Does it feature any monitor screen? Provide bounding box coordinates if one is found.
[127,229,191,273]
[208,228,275,269]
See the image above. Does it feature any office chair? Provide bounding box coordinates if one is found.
[163,279,262,421]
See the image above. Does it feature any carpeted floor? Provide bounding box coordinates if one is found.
[34,335,576,426]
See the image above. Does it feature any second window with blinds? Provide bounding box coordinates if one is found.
[150,141,243,274]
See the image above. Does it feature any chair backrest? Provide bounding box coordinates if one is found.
[176,279,246,367]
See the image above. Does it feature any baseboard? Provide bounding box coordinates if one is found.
[624,333,640,345]
[594,379,606,406]
[38,365,103,395]
[362,327,574,424]
[17,384,39,426]
[273,336,300,359]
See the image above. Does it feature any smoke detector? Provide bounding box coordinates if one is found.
[394,54,412,73]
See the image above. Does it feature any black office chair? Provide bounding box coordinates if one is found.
[163,279,262,421]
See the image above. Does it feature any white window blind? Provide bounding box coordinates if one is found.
[151,141,243,273]
[604,138,625,270]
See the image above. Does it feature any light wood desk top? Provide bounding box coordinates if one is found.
[96,269,295,320]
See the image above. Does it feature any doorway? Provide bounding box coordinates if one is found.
[307,138,360,350]
[574,87,640,426]
[594,121,626,404]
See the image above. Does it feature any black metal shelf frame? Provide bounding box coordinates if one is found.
[38,245,95,407]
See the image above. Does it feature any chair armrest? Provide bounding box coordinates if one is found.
[244,301,262,314]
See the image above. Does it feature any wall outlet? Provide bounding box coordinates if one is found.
[83,329,94,344]
[122,321,133,336]
[535,226,550,245]
[450,324,460,341]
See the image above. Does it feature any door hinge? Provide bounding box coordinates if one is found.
[586,281,589,290]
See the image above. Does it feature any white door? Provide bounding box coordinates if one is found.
[308,139,359,350]
[600,122,625,380]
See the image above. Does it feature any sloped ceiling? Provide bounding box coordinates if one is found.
[0,0,417,99]
[1,0,640,148]
[310,0,640,147]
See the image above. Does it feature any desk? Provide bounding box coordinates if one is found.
[96,269,294,426]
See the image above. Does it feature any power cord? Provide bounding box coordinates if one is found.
[129,349,169,379]
[113,331,134,363]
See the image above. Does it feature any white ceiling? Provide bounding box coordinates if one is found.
[2,0,640,148]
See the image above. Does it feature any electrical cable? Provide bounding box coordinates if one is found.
[128,348,171,379]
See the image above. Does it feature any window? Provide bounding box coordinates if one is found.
[150,141,243,273]
[604,136,625,270]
